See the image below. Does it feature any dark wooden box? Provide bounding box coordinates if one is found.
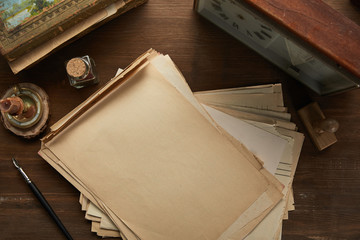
[195,0,360,95]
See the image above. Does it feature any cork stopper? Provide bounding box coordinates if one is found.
[66,58,87,78]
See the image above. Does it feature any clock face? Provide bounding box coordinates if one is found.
[208,0,279,48]
[196,0,358,95]
[204,0,313,65]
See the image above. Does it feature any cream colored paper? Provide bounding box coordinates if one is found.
[287,188,295,212]
[39,142,140,240]
[194,84,283,95]
[195,84,304,240]
[44,63,278,240]
[40,51,283,240]
[194,92,286,112]
[92,222,122,238]
[207,105,297,131]
[202,106,302,240]
[215,105,291,121]
[202,105,288,175]
[79,194,121,236]
[244,129,304,240]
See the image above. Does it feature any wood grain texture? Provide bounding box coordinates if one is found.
[323,0,360,26]
[0,0,360,239]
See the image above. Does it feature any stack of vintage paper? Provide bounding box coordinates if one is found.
[39,49,303,240]
[194,85,304,240]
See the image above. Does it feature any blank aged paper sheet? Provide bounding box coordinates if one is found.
[39,50,284,240]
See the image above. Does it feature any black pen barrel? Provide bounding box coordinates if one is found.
[28,182,73,240]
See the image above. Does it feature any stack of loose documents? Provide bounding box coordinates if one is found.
[39,49,303,240]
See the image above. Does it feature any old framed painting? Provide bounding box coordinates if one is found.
[0,0,147,73]
[0,0,120,61]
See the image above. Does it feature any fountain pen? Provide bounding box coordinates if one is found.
[12,158,73,240]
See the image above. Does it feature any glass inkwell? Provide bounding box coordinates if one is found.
[66,56,99,88]
[0,83,50,138]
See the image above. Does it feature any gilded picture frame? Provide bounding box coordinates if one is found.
[0,0,118,60]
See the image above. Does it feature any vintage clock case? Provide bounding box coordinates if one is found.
[195,0,360,95]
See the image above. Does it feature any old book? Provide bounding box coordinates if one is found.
[0,0,147,73]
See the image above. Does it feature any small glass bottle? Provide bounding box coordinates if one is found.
[65,55,99,89]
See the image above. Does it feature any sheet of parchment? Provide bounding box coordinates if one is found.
[202,105,288,175]
[195,85,304,240]
[38,50,282,238]
[44,62,281,240]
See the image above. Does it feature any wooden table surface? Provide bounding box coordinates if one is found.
[1,1,360,239]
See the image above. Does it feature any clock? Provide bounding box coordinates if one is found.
[194,0,360,95]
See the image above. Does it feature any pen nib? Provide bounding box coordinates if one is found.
[12,157,31,183]
[12,157,20,169]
